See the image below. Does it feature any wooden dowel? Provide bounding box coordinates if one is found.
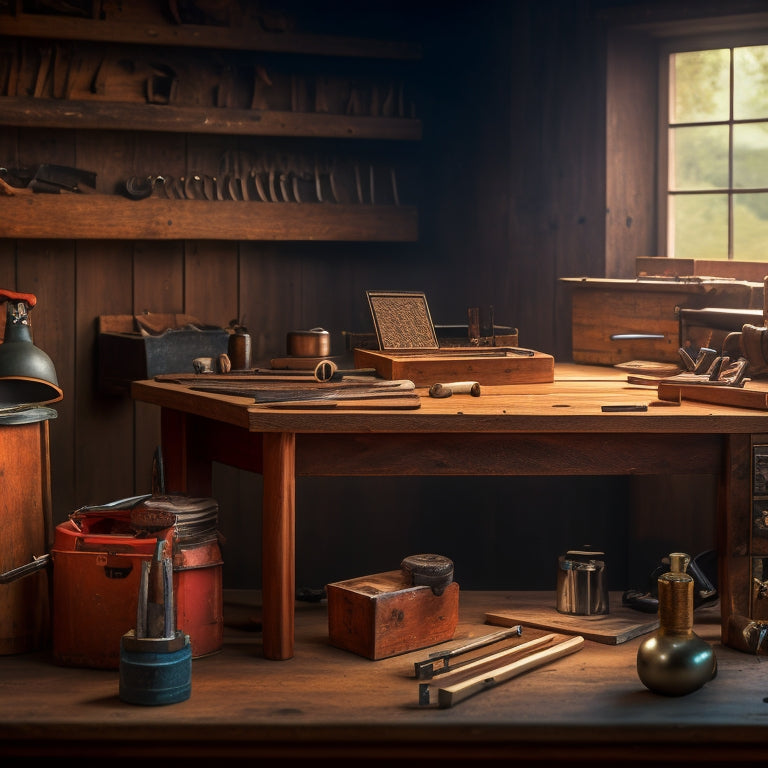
[436,635,585,709]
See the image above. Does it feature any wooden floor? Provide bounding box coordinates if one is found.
[1,590,768,765]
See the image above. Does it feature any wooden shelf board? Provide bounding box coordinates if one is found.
[0,195,419,241]
[0,98,422,140]
[0,14,422,60]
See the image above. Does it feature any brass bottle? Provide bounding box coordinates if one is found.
[636,552,717,696]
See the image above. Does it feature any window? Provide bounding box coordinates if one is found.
[662,39,768,261]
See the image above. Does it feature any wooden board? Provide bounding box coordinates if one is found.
[658,380,768,410]
[484,591,659,645]
[353,347,554,386]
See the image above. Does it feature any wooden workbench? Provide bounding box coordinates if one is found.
[130,363,768,662]
[2,590,767,764]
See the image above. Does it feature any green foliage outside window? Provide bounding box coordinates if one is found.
[669,46,768,261]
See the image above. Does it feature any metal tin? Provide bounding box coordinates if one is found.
[286,327,330,357]
[228,327,252,370]
[556,549,609,616]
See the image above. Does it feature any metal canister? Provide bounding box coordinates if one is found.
[286,327,330,358]
[227,326,252,370]
[556,549,609,616]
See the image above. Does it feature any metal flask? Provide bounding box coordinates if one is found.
[556,549,609,616]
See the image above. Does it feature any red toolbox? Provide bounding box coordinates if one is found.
[51,495,223,669]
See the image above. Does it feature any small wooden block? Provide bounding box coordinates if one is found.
[326,570,459,659]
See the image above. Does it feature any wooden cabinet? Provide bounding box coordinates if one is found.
[0,1,421,241]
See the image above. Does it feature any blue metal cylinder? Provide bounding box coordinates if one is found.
[119,633,192,706]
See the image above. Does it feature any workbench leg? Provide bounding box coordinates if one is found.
[160,409,213,496]
[262,431,296,661]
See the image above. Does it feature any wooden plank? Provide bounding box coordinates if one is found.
[132,239,185,488]
[485,592,658,645]
[435,635,585,709]
[0,15,422,60]
[658,381,768,410]
[0,196,419,241]
[0,97,422,139]
[74,241,135,506]
[239,241,303,360]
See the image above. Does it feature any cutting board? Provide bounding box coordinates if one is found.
[485,591,659,645]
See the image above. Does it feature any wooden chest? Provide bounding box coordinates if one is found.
[326,570,459,660]
[562,277,762,364]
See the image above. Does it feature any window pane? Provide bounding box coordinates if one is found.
[734,45,768,120]
[669,125,729,190]
[670,194,728,259]
[734,193,768,260]
[734,122,768,188]
[671,49,730,123]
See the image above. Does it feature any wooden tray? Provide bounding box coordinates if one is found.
[353,347,554,386]
[484,591,659,645]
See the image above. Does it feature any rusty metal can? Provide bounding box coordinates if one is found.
[228,327,252,370]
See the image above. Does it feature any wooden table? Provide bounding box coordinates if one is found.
[131,363,768,661]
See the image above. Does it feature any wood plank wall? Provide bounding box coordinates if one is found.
[0,0,719,593]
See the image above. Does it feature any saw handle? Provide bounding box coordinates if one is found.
[0,289,37,308]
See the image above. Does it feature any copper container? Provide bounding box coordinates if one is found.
[286,327,330,357]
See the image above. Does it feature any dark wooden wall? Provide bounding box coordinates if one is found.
[0,0,728,594]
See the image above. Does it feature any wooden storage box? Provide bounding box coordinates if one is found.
[353,347,554,386]
[561,277,762,365]
[327,570,459,659]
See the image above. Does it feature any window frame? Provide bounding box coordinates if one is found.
[657,29,768,260]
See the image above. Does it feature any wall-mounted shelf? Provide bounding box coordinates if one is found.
[0,195,418,241]
[0,97,422,139]
[0,13,422,60]
[0,1,422,244]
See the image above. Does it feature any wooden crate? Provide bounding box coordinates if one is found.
[561,277,763,365]
[353,347,554,386]
[326,570,459,660]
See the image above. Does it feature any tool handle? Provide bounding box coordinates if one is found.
[418,633,555,686]
[0,289,36,307]
[426,626,523,661]
[313,359,338,382]
[429,381,481,398]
